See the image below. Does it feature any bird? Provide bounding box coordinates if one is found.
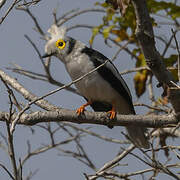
[42,24,149,149]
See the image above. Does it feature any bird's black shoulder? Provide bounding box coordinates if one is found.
[81,46,119,73]
[81,46,108,62]
[81,47,135,113]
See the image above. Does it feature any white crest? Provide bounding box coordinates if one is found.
[47,24,67,39]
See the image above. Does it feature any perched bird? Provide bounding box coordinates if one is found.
[42,25,149,149]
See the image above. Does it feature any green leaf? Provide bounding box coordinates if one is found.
[136,53,147,67]
[94,2,109,8]
[147,0,180,19]
[134,70,148,97]
[169,69,178,82]
[106,8,115,21]
[89,25,103,45]
[134,53,148,97]
[164,54,178,67]
[111,29,129,42]
[102,25,115,39]
[132,48,141,56]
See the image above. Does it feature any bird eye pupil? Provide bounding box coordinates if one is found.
[56,40,66,49]
[58,42,64,46]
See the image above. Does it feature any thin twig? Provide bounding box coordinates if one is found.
[16,0,41,8]
[170,81,180,89]
[0,74,22,111]
[89,144,135,180]
[0,0,19,25]
[57,8,79,22]
[0,69,59,111]
[171,29,180,82]
[103,163,180,178]
[0,0,6,9]
[161,32,175,57]
[18,136,78,170]
[57,8,106,26]
[0,163,15,180]
[16,6,44,36]
[18,159,23,180]
[57,124,96,170]
[6,93,18,179]
[134,103,168,113]
[24,34,45,67]
[111,40,130,61]
[62,122,129,144]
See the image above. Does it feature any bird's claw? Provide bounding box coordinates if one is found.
[107,110,116,119]
[76,101,92,116]
[107,109,116,129]
[76,105,86,115]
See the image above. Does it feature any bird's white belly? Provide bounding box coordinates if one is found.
[66,58,115,101]
[76,72,116,102]
[65,56,132,113]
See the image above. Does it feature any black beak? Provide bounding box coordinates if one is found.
[41,52,54,58]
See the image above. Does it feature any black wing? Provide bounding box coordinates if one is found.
[81,47,135,114]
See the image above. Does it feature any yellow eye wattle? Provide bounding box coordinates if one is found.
[55,39,66,49]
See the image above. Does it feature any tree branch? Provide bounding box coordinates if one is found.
[0,110,179,128]
[88,144,135,180]
[0,69,59,111]
[131,0,180,113]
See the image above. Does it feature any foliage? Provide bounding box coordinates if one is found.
[91,0,179,98]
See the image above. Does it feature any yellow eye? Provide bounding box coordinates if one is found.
[55,39,66,49]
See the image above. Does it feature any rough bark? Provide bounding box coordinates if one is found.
[0,110,179,127]
[131,0,180,114]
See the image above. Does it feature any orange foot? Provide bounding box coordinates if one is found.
[76,101,92,115]
[107,106,116,129]
[107,105,116,119]
[107,110,116,119]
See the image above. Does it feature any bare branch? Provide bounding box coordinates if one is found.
[16,5,45,36]
[0,0,6,9]
[16,0,41,8]
[6,92,18,179]
[0,69,59,111]
[103,163,180,179]
[18,135,78,172]
[0,0,19,25]
[134,103,169,113]
[131,0,180,114]
[0,110,179,128]
[88,145,135,180]
[0,73,22,111]
[0,163,15,180]
[62,122,129,144]
[57,8,106,26]
[171,29,180,82]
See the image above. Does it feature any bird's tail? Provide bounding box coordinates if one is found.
[126,126,149,149]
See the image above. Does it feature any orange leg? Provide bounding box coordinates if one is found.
[107,105,116,119]
[76,101,92,115]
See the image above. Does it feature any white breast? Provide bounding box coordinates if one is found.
[65,53,131,113]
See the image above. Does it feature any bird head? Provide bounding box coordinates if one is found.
[42,25,73,61]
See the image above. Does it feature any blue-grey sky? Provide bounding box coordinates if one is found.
[0,0,179,180]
